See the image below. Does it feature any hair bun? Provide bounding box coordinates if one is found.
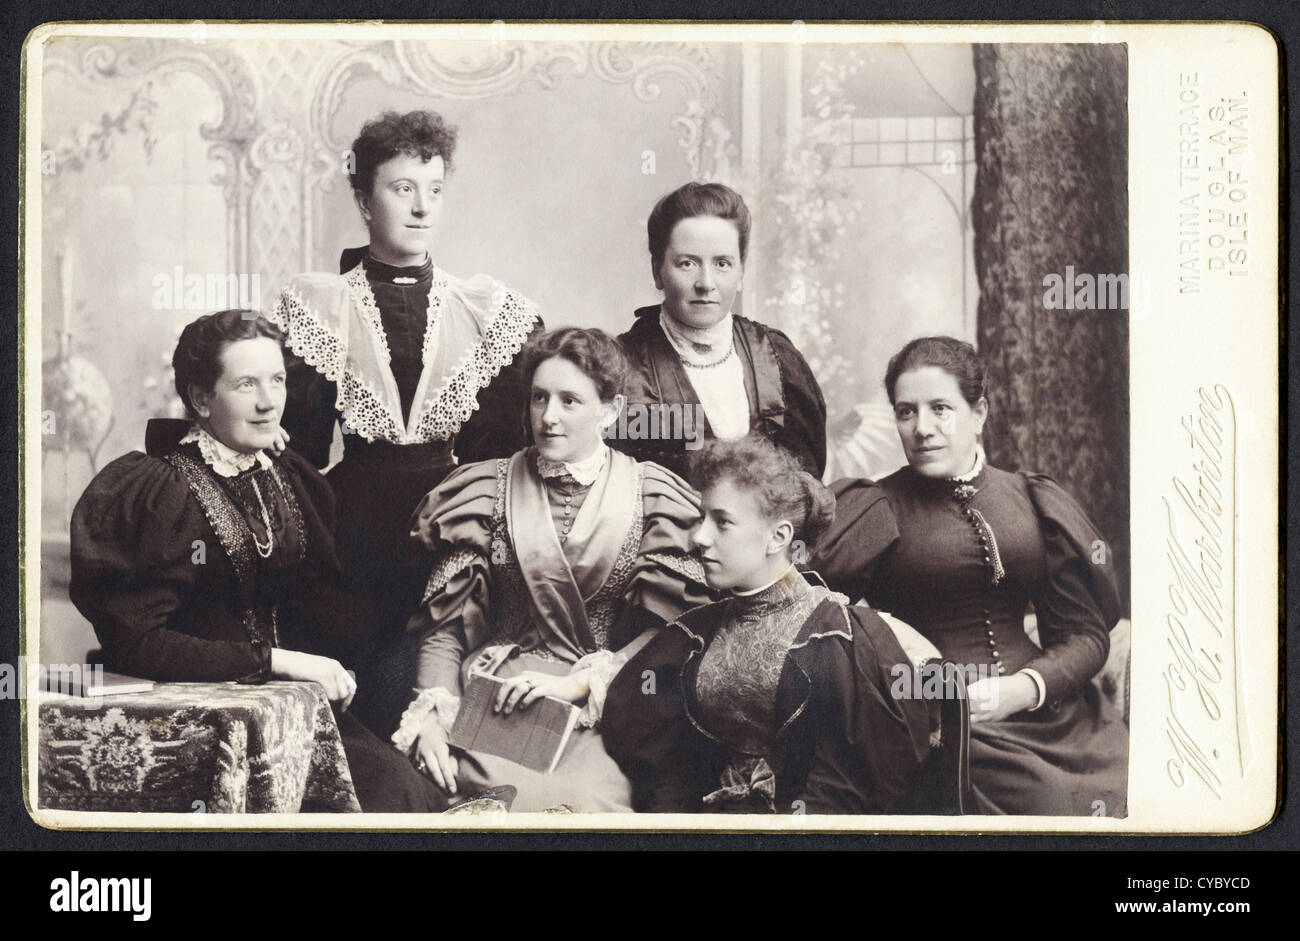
[799,472,836,549]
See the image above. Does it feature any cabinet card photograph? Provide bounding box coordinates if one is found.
[20,20,1280,833]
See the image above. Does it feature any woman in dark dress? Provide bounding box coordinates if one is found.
[813,336,1129,816]
[268,110,543,735]
[602,436,933,814]
[68,310,448,813]
[613,182,827,480]
[397,328,712,811]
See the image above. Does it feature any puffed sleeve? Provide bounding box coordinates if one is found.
[453,310,544,466]
[767,328,828,478]
[1021,473,1121,705]
[405,459,502,696]
[68,453,272,682]
[627,461,714,628]
[809,478,900,603]
[602,623,719,813]
[797,606,933,814]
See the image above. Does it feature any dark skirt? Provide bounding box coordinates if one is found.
[336,709,448,813]
[968,682,1129,817]
[328,437,456,738]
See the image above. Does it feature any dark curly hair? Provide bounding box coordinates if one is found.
[520,327,629,404]
[647,181,751,273]
[690,435,835,550]
[173,310,284,418]
[349,110,458,196]
[884,336,987,407]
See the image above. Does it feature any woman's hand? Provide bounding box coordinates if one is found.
[271,648,357,711]
[876,610,941,668]
[415,715,460,796]
[268,425,291,456]
[494,670,591,715]
[966,672,1038,724]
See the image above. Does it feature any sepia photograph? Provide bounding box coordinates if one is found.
[20,21,1278,832]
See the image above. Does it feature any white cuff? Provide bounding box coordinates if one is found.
[571,649,622,730]
[1020,668,1047,711]
[391,686,461,755]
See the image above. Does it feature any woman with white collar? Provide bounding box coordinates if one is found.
[397,327,712,812]
[68,310,450,811]
[614,182,828,481]
[269,110,543,737]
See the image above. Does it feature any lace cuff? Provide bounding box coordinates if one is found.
[391,686,461,756]
[571,649,624,730]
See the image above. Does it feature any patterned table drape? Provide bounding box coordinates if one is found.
[972,43,1130,609]
[39,681,361,813]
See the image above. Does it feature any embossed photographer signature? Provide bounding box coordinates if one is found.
[1161,384,1248,797]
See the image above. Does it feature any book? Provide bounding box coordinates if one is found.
[40,668,156,698]
[449,673,581,775]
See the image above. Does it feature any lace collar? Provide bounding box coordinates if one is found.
[947,444,987,483]
[659,308,735,368]
[180,425,271,478]
[536,442,608,487]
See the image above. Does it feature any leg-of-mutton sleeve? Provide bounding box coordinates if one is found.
[625,461,713,629]
[602,623,721,813]
[1020,473,1121,707]
[68,452,272,682]
[809,477,900,603]
[405,459,503,697]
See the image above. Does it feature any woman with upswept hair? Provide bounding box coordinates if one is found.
[68,310,450,812]
[268,110,544,736]
[602,435,934,814]
[614,182,827,480]
[396,327,712,812]
[813,336,1129,816]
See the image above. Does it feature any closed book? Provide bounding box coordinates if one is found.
[41,669,155,698]
[449,673,581,774]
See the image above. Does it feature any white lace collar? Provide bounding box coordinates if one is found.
[536,442,608,487]
[659,308,735,368]
[180,425,271,478]
[947,444,986,483]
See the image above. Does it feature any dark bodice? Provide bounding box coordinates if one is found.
[69,421,349,681]
[694,571,825,766]
[870,465,1046,676]
[362,254,433,425]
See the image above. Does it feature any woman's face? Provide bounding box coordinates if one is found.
[530,356,617,465]
[190,337,287,455]
[654,215,743,330]
[892,366,987,479]
[692,477,791,592]
[355,152,445,267]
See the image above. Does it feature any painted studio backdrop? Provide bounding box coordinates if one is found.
[38,36,1128,665]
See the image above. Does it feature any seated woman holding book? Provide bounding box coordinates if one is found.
[397,327,712,811]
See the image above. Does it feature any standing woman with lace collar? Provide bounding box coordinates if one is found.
[268,110,543,737]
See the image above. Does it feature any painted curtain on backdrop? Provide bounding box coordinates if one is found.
[971,43,1130,609]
